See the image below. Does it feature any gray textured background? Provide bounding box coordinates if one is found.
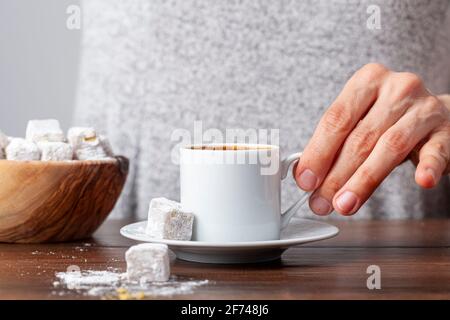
[0,0,80,136]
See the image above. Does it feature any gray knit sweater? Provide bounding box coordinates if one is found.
[75,0,450,220]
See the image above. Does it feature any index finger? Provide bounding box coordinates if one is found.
[295,63,388,191]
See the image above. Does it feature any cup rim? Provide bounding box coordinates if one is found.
[181,143,279,152]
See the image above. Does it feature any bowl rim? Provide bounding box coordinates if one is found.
[0,157,123,167]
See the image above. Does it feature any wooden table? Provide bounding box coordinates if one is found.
[0,219,449,300]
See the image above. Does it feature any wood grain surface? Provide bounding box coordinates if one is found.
[0,219,448,299]
[0,157,128,243]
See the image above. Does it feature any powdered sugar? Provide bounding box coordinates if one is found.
[54,270,209,299]
[55,270,121,290]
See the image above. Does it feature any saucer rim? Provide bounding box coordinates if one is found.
[120,219,339,248]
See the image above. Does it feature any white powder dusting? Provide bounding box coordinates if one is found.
[55,271,121,290]
[54,270,209,299]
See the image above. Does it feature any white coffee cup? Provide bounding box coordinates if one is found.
[180,143,308,242]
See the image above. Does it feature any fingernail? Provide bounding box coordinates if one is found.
[426,168,436,184]
[310,196,332,215]
[298,169,318,191]
[336,191,358,213]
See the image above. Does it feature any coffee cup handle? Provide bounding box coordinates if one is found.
[280,152,310,230]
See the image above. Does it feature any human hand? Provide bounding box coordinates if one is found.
[294,63,450,216]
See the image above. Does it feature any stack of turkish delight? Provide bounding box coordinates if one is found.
[0,119,114,161]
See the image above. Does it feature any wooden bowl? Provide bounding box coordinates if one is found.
[0,156,129,243]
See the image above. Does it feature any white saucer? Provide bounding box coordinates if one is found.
[120,218,339,264]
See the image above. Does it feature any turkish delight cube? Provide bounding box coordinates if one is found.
[67,127,108,160]
[26,119,65,143]
[6,138,40,161]
[38,142,73,161]
[125,243,170,283]
[145,198,194,241]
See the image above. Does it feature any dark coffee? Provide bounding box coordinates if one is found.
[189,145,271,151]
